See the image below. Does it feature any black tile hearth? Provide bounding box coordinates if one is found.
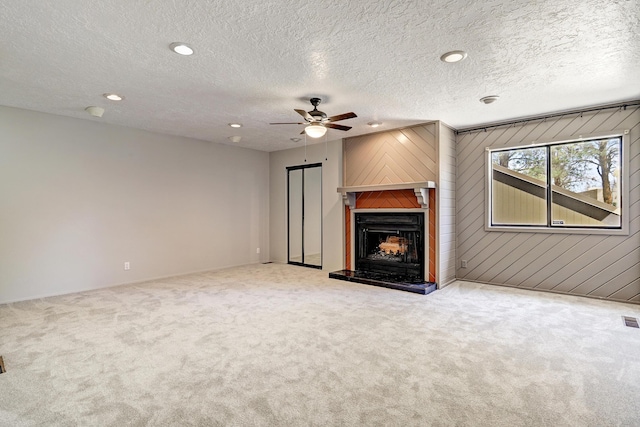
[329,270,437,295]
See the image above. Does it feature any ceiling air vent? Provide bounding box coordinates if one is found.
[622,316,639,328]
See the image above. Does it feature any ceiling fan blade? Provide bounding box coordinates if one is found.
[327,112,357,122]
[295,109,313,121]
[325,123,352,131]
[269,122,306,125]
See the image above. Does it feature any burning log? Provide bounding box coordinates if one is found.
[378,236,408,255]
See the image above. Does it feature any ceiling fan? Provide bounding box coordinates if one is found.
[270,98,357,138]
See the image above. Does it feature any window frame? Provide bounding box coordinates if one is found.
[485,130,630,235]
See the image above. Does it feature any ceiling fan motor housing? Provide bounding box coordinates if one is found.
[269,97,355,132]
[309,110,327,121]
[308,98,327,121]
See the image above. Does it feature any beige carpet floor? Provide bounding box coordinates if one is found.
[1,263,639,426]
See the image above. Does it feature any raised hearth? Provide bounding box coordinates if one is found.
[329,270,437,295]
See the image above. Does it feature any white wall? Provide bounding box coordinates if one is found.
[437,122,457,286]
[269,139,344,271]
[0,106,269,303]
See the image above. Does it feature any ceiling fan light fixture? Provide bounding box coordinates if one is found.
[85,106,104,118]
[304,123,327,138]
[440,50,467,63]
[170,42,194,56]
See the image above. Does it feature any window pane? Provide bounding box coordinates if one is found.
[491,147,547,226]
[550,138,621,228]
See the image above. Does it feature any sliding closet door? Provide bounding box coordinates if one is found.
[303,166,322,267]
[287,163,322,269]
[288,169,303,264]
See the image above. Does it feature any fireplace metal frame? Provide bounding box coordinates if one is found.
[350,208,429,281]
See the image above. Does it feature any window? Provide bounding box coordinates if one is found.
[488,134,624,232]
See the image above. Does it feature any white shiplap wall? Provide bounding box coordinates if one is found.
[456,106,640,303]
[438,123,457,286]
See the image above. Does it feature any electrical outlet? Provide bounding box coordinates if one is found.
[256,248,260,254]
[461,260,468,268]
[124,262,130,271]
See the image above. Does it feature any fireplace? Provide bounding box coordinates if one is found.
[330,184,437,294]
[354,212,424,282]
[330,208,436,295]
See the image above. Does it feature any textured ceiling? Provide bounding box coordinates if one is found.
[1,0,639,151]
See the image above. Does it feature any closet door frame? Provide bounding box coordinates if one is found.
[287,163,322,269]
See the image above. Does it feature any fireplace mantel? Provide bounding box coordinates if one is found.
[337,181,436,208]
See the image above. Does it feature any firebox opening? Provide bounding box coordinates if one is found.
[355,212,425,283]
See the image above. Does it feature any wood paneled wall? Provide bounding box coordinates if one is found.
[344,124,437,186]
[456,107,640,303]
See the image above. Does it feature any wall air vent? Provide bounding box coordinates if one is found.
[622,316,639,328]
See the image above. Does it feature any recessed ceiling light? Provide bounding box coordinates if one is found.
[440,50,467,63]
[290,138,302,142]
[368,121,382,128]
[170,42,194,56]
[103,93,123,101]
[229,123,242,128]
[480,95,500,104]
[228,136,242,143]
